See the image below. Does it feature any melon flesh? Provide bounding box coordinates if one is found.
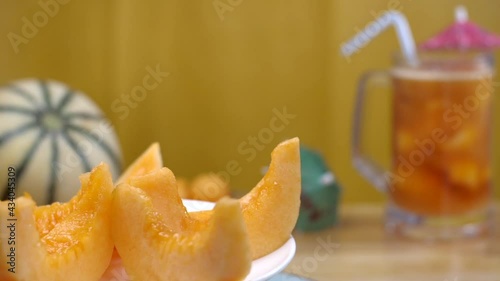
[101,143,164,280]
[192,137,301,259]
[240,137,301,259]
[117,142,162,184]
[112,184,251,281]
[0,163,114,281]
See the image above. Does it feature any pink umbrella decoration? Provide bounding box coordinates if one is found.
[420,6,500,50]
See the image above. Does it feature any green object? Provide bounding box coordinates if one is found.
[296,146,341,232]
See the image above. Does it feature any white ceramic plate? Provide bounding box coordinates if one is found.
[183,199,296,281]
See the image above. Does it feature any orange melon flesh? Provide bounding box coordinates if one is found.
[103,137,299,280]
[111,184,251,281]
[101,142,163,280]
[126,168,219,235]
[128,168,191,232]
[240,137,301,259]
[1,196,45,280]
[33,174,89,247]
[116,142,162,184]
[0,163,114,281]
[176,177,191,198]
[191,137,301,259]
[189,173,230,202]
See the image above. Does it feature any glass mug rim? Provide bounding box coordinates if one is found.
[391,50,495,64]
[390,51,495,79]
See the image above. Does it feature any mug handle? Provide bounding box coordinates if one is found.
[352,71,392,193]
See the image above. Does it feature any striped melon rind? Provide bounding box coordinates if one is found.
[0,79,122,204]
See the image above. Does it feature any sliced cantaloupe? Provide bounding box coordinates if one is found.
[191,137,301,259]
[0,163,114,281]
[128,167,190,232]
[190,173,230,202]
[239,137,301,259]
[101,143,164,281]
[176,177,191,198]
[126,138,301,260]
[103,137,299,281]
[116,142,162,184]
[111,182,251,281]
[175,173,230,202]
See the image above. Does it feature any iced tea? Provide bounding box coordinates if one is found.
[390,66,493,216]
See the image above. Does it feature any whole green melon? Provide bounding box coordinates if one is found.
[0,79,122,204]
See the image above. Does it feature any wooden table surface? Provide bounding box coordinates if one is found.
[285,204,500,281]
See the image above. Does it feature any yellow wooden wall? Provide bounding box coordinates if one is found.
[0,0,499,203]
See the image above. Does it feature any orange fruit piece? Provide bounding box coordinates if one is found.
[127,168,190,232]
[102,142,164,280]
[103,137,299,280]
[190,173,230,202]
[176,177,192,198]
[239,137,301,259]
[130,138,301,260]
[111,177,251,281]
[192,137,301,259]
[175,173,230,202]
[0,163,114,281]
[116,142,162,184]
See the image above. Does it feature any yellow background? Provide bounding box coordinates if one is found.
[1,0,499,203]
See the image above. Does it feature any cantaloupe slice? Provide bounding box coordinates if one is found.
[101,143,163,280]
[0,163,114,281]
[192,137,301,259]
[176,177,191,198]
[104,137,299,280]
[111,182,251,281]
[127,168,190,232]
[116,142,162,184]
[125,138,301,260]
[190,173,230,202]
[239,137,301,259]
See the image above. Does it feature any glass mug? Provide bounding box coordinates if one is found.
[353,51,494,239]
